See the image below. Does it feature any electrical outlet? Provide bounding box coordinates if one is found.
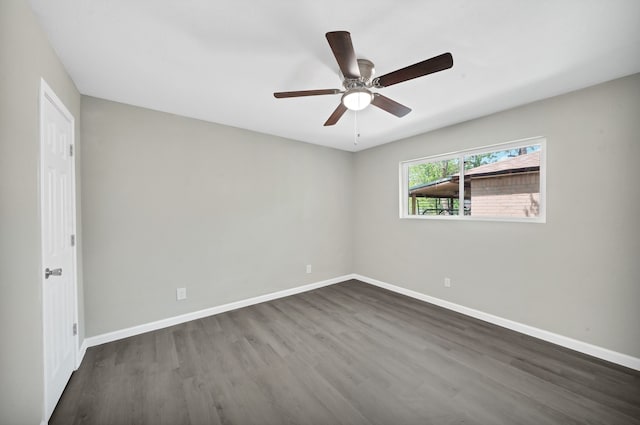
[306,264,312,274]
[444,278,451,288]
[176,287,187,300]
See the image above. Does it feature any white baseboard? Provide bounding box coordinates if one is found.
[354,274,640,371]
[76,339,88,369]
[83,274,353,349]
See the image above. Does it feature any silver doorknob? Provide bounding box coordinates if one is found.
[45,268,62,279]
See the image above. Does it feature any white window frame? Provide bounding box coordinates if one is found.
[399,136,546,223]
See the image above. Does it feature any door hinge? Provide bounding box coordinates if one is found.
[69,144,74,157]
[72,323,78,336]
[70,234,75,246]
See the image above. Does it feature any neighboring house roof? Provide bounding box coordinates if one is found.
[409,151,540,198]
[408,176,454,192]
[462,151,540,177]
[408,177,462,198]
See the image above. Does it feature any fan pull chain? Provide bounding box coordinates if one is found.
[354,111,360,146]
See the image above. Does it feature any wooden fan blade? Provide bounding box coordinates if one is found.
[324,103,348,126]
[274,89,341,98]
[326,31,360,79]
[371,93,412,117]
[375,52,453,88]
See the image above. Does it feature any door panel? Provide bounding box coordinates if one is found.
[41,81,77,420]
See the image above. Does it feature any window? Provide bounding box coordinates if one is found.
[400,137,546,222]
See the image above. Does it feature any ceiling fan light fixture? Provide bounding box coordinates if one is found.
[342,88,373,111]
[274,31,453,126]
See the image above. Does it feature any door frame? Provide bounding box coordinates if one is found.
[39,78,80,421]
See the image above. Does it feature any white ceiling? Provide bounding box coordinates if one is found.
[28,0,640,152]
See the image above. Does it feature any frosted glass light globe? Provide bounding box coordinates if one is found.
[342,88,373,111]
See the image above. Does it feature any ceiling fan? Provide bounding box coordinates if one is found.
[274,31,453,126]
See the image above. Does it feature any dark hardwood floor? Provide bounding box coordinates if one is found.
[51,280,640,425]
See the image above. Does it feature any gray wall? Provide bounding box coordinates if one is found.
[81,96,353,337]
[353,73,640,358]
[0,0,82,423]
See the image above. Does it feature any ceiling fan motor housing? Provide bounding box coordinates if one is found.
[357,59,375,82]
[341,58,375,89]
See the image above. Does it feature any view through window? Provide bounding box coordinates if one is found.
[401,138,545,221]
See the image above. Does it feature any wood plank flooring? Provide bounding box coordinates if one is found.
[51,280,640,425]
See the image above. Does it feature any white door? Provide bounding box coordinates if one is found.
[40,79,78,420]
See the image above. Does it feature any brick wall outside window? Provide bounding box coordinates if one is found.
[470,172,540,217]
